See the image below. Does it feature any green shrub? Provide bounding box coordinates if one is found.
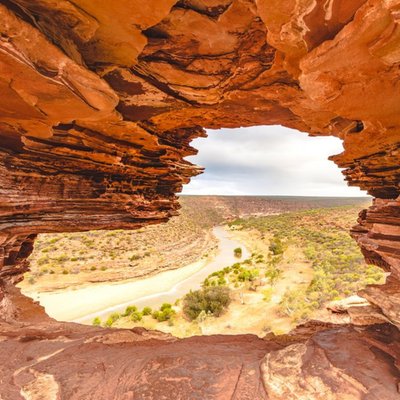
[37,256,49,266]
[56,254,69,263]
[142,306,152,316]
[218,277,227,286]
[90,266,97,271]
[234,247,242,258]
[183,286,231,321]
[160,309,175,322]
[269,235,284,255]
[152,308,175,322]
[160,303,172,311]
[238,269,259,282]
[104,312,120,327]
[123,305,137,316]
[92,317,101,326]
[131,311,143,322]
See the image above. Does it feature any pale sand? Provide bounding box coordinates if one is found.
[23,226,249,323]
[23,258,207,322]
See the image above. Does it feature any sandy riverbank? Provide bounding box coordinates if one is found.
[23,257,208,322]
[22,226,249,323]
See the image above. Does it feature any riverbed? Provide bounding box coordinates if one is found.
[27,226,249,324]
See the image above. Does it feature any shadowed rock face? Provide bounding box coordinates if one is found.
[0,0,400,398]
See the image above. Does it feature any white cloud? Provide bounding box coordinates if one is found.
[182,125,366,197]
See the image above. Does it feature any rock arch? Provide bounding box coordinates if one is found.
[0,1,399,398]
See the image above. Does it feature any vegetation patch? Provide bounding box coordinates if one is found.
[231,206,384,323]
[183,286,231,321]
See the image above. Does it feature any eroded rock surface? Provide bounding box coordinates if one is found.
[0,0,400,398]
[1,287,400,399]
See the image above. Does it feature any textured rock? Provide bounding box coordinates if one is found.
[261,323,400,400]
[0,0,400,398]
[1,286,400,400]
[326,295,390,325]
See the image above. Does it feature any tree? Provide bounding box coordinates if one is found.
[142,306,152,316]
[234,247,242,258]
[131,311,143,322]
[104,312,120,327]
[152,307,175,322]
[123,305,137,317]
[269,236,284,255]
[183,286,231,321]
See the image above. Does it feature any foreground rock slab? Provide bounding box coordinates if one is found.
[0,288,399,399]
[1,322,400,398]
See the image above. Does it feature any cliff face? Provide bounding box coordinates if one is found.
[1,0,400,398]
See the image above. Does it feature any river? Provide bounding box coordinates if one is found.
[31,226,249,325]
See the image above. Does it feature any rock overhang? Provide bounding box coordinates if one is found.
[0,0,400,398]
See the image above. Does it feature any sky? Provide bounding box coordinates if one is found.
[182,125,367,197]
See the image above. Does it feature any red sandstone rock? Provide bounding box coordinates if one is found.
[1,287,399,399]
[0,1,400,398]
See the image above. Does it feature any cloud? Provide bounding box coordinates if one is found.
[182,125,367,197]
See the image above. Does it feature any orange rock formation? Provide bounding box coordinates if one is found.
[0,1,400,398]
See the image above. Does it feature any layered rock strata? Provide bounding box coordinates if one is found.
[0,0,400,398]
[1,288,400,399]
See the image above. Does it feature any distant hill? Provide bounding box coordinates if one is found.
[180,195,371,222]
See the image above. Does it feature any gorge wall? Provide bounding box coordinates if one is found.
[0,0,400,398]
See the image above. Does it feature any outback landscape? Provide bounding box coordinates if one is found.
[21,196,384,338]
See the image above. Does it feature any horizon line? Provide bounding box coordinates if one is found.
[179,194,371,198]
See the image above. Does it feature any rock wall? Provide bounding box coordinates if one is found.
[0,0,400,398]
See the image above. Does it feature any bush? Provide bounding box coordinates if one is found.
[104,312,120,327]
[234,247,242,258]
[160,303,172,311]
[269,236,284,255]
[218,277,227,286]
[161,308,175,322]
[131,311,143,322]
[152,308,175,322]
[123,305,137,316]
[183,286,231,321]
[92,317,101,326]
[37,256,49,266]
[142,306,152,316]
